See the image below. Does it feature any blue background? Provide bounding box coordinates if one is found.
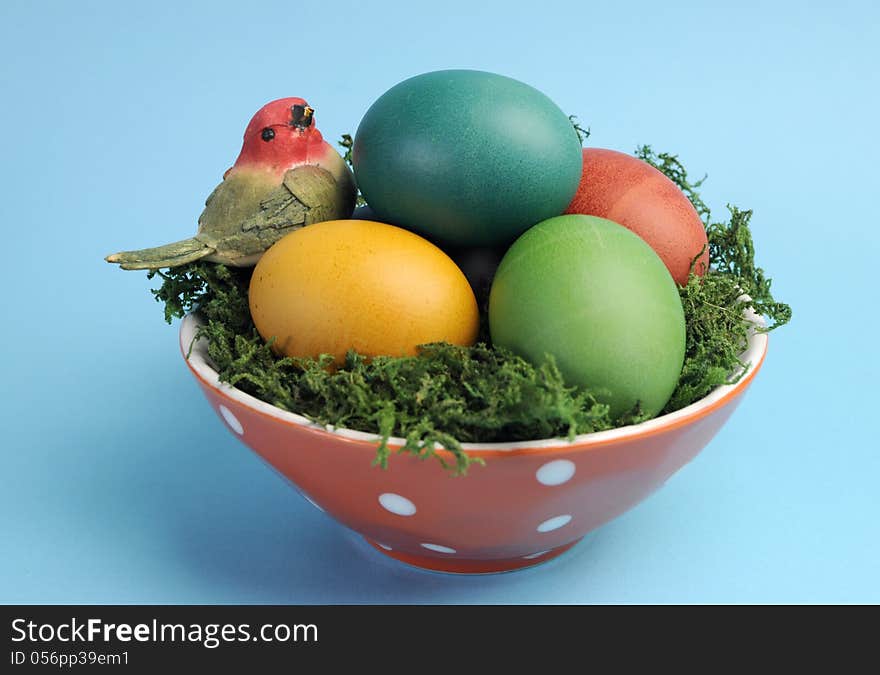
[1,0,877,603]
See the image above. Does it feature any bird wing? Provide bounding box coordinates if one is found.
[198,165,351,264]
[280,164,347,223]
[239,164,344,232]
[239,178,307,233]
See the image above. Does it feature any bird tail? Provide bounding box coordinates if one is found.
[105,237,214,270]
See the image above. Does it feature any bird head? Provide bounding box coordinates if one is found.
[232,97,325,172]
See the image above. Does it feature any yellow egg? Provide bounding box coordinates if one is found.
[249,219,480,361]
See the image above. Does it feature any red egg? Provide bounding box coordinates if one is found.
[565,148,709,285]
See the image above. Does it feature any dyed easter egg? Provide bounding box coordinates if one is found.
[489,214,686,418]
[249,220,479,362]
[565,148,709,285]
[352,70,583,247]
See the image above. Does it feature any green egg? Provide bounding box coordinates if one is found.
[488,215,686,419]
[352,70,583,247]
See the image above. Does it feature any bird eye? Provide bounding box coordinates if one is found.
[261,127,276,142]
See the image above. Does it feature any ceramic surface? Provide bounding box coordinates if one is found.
[180,312,767,573]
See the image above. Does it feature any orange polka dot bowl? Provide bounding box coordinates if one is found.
[180,311,768,574]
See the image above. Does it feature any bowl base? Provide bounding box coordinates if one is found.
[364,538,582,574]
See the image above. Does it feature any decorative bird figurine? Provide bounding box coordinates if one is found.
[106,97,357,270]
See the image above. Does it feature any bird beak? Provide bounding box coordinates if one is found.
[291,104,314,130]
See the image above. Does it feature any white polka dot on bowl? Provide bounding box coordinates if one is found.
[218,405,243,435]
[535,459,575,486]
[420,543,456,554]
[378,493,416,516]
[537,514,572,533]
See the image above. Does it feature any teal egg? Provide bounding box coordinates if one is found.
[352,70,583,247]
[488,215,686,418]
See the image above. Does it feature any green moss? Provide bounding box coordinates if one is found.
[151,145,791,475]
[337,133,366,206]
[635,145,792,411]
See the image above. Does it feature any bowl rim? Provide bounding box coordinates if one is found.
[180,309,768,455]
